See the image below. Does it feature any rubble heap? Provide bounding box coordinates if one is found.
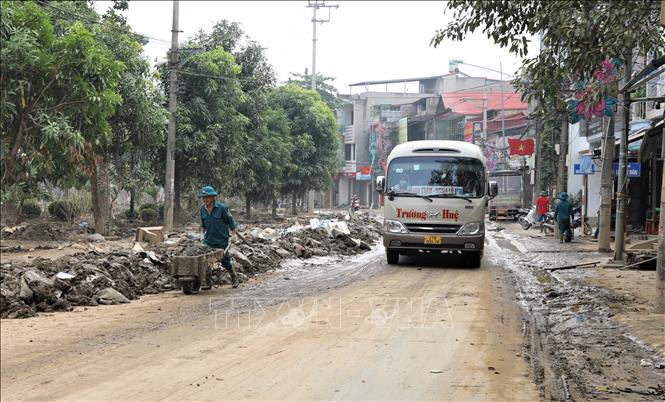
[1,249,175,318]
[0,212,382,319]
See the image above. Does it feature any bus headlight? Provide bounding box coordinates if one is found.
[457,221,483,236]
[384,219,409,234]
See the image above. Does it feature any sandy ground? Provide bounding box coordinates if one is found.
[1,246,539,401]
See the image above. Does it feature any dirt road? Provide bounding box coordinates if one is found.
[1,242,539,401]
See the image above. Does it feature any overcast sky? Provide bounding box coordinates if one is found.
[94,1,539,94]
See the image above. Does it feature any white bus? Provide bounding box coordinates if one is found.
[376,140,497,268]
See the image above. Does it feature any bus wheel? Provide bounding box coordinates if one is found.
[465,252,482,268]
[386,249,399,265]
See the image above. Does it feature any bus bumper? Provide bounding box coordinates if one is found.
[382,232,485,253]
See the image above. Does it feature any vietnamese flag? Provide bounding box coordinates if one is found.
[508,138,535,156]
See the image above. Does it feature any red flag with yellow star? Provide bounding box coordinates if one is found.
[508,138,534,156]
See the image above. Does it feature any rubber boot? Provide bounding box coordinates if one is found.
[229,269,239,288]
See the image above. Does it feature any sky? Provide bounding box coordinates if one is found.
[94,1,540,94]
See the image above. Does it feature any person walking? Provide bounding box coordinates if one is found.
[554,192,573,243]
[535,190,550,232]
[200,185,239,288]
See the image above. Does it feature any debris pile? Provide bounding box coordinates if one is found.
[1,249,175,318]
[1,222,70,241]
[0,212,382,318]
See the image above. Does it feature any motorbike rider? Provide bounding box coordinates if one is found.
[200,185,239,288]
[535,190,550,232]
[554,192,573,243]
[351,194,360,211]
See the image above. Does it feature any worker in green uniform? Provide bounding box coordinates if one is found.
[554,192,573,243]
[200,185,239,288]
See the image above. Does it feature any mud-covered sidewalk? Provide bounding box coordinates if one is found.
[488,222,665,400]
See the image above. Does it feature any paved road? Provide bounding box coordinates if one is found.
[1,237,539,401]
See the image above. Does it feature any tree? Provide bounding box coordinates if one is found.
[163,47,249,219]
[432,0,664,242]
[1,1,123,231]
[268,85,339,215]
[179,20,277,220]
[288,70,342,111]
[96,8,167,224]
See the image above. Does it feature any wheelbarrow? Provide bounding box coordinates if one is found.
[171,244,230,294]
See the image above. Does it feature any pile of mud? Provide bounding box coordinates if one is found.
[0,249,175,319]
[1,222,71,241]
[0,213,382,319]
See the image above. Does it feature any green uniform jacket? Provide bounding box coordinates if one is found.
[200,201,237,248]
[554,200,573,223]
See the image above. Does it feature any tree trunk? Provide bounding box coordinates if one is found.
[554,113,569,239]
[272,197,278,218]
[90,159,110,235]
[291,192,297,216]
[129,188,136,222]
[174,168,181,226]
[245,195,251,220]
[598,117,615,252]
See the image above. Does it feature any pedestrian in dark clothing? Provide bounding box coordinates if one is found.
[554,192,573,243]
[200,185,239,287]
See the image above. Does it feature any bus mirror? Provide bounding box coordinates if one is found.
[376,176,385,193]
[489,181,499,198]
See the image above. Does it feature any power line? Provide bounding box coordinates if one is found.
[38,1,172,45]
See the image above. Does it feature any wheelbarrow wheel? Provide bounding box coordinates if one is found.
[181,278,201,295]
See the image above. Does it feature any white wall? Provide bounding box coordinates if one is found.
[567,122,602,218]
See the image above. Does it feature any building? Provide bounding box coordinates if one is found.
[332,70,528,208]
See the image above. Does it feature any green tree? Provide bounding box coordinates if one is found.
[96,7,167,224]
[164,47,249,220]
[179,20,277,220]
[431,0,664,192]
[269,85,339,215]
[1,1,123,229]
[288,70,342,110]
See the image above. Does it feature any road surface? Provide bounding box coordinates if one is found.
[1,238,540,401]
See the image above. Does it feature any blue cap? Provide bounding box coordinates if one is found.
[559,192,568,199]
[199,185,218,197]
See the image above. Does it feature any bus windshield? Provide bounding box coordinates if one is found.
[387,156,485,198]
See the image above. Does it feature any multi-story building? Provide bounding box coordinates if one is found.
[332,70,525,208]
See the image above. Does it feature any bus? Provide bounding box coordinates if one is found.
[376,140,497,268]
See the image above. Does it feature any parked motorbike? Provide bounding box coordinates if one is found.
[571,206,592,236]
[518,206,537,230]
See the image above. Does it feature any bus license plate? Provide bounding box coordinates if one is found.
[423,235,442,245]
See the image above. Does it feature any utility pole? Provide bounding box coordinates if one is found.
[163,0,179,231]
[500,61,506,166]
[554,112,569,240]
[306,0,337,213]
[657,124,665,313]
[613,53,632,262]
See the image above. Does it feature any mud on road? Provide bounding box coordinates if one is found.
[2,231,541,401]
[490,226,665,401]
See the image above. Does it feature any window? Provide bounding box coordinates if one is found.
[350,110,354,125]
[387,156,485,198]
[344,144,355,161]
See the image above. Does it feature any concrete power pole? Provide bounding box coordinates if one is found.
[163,0,179,231]
[613,53,632,262]
[306,0,337,214]
[657,125,665,313]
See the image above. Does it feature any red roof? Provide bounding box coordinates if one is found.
[465,112,529,133]
[441,92,527,115]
